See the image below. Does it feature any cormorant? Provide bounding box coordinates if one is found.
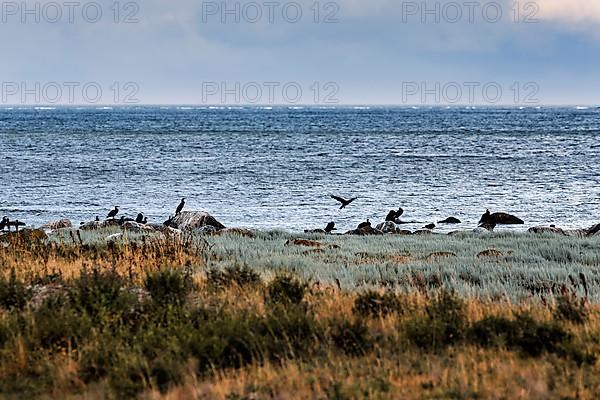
[175,198,185,215]
[479,209,524,225]
[95,216,100,222]
[330,195,358,209]
[136,213,144,224]
[385,208,404,222]
[0,217,7,230]
[107,206,119,219]
[324,222,336,233]
[357,219,371,229]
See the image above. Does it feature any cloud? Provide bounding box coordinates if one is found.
[534,0,600,23]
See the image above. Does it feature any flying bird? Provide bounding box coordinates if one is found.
[107,206,119,219]
[175,198,185,215]
[330,195,358,209]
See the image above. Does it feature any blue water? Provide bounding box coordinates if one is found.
[1,106,599,232]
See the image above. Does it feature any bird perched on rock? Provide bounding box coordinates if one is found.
[330,195,358,210]
[175,198,185,215]
[357,219,371,229]
[107,206,119,219]
[324,222,336,233]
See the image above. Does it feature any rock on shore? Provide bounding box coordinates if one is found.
[164,211,226,231]
[41,219,72,231]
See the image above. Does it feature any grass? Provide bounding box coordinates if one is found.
[0,228,599,398]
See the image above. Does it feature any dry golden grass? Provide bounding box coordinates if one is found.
[1,229,599,399]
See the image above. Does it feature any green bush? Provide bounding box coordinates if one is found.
[468,313,595,364]
[207,265,262,290]
[145,268,192,306]
[0,268,30,311]
[266,275,307,306]
[262,304,322,360]
[554,293,589,325]
[69,267,134,321]
[330,318,373,356]
[353,290,400,318]
[406,289,467,351]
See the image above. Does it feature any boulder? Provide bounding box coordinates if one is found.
[41,219,72,230]
[0,229,47,245]
[425,252,457,261]
[80,219,120,231]
[193,225,218,235]
[122,221,155,233]
[345,226,383,236]
[164,211,225,231]
[304,229,326,234]
[528,226,566,236]
[216,228,255,238]
[412,229,434,236]
[565,229,588,238]
[477,249,503,258]
[105,233,123,242]
[375,221,398,234]
[438,217,461,224]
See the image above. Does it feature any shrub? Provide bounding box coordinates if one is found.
[468,313,595,364]
[330,318,373,356]
[32,297,91,351]
[207,265,262,290]
[145,268,192,306]
[266,275,307,306]
[69,267,134,321]
[0,268,30,311]
[406,289,467,351]
[554,293,589,325]
[262,304,322,359]
[353,290,400,318]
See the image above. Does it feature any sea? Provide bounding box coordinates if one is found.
[1,106,599,233]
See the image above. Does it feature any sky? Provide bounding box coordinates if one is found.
[0,0,599,105]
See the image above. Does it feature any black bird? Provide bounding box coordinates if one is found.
[107,206,119,219]
[330,195,358,209]
[142,217,148,224]
[385,208,404,222]
[588,223,600,236]
[479,209,524,225]
[136,213,144,223]
[0,217,7,230]
[423,223,436,230]
[324,222,336,233]
[5,219,25,232]
[357,219,371,229]
[163,215,174,227]
[95,216,100,222]
[175,198,185,215]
